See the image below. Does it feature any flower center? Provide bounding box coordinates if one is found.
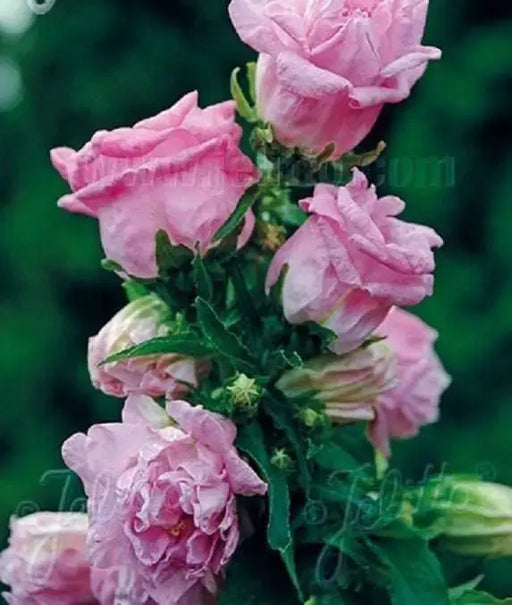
[166,520,186,538]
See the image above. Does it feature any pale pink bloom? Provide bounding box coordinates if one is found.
[88,294,209,400]
[266,169,443,354]
[62,396,267,604]
[0,512,95,605]
[51,92,258,278]
[276,341,396,423]
[369,307,451,456]
[229,0,441,157]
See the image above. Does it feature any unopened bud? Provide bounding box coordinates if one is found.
[227,374,262,412]
[277,343,395,424]
[298,407,324,428]
[409,477,512,557]
[271,449,293,471]
[89,295,209,399]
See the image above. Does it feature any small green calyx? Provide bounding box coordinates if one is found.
[271,448,293,471]
[298,407,324,428]
[256,221,287,253]
[227,374,262,412]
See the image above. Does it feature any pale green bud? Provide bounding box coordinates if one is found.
[411,477,512,557]
[276,343,396,424]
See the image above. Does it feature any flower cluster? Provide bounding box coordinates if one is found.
[2,2,511,604]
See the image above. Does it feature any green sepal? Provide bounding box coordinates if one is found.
[304,322,338,350]
[212,187,259,244]
[155,230,193,274]
[246,61,257,104]
[230,66,257,123]
[122,281,150,302]
[101,258,124,273]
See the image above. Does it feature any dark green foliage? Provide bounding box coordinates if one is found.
[237,422,303,600]
[219,539,298,605]
[195,296,257,374]
[155,230,193,273]
[1,0,511,601]
[368,537,449,605]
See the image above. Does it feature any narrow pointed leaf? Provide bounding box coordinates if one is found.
[195,297,256,373]
[237,422,304,601]
[212,188,258,244]
[192,254,213,301]
[155,230,193,273]
[100,335,213,365]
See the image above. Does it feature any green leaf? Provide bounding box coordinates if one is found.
[263,392,311,494]
[313,442,361,473]
[155,230,192,274]
[195,297,256,373]
[237,422,303,601]
[230,66,257,123]
[369,537,449,605]
[212,188,258,244]
[192,254,213,301]
[228,261,260,329]
[281,350,304,369]
[219,538,298,605]
[305,322,338,349]
[448,575,484,600]
[330,424,376,467]
[451,591,512,604]
[267,349,304,375]
[100,334,213,365]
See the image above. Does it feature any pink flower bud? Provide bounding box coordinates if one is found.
[88,295,209,399]
[410,478,512,558]
[276,341,396,423]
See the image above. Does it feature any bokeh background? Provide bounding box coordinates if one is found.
[0,0,510,598]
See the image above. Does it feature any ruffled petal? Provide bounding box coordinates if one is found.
[166,401,237,453]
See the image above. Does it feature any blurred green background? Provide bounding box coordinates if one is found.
[0,0,510,598]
